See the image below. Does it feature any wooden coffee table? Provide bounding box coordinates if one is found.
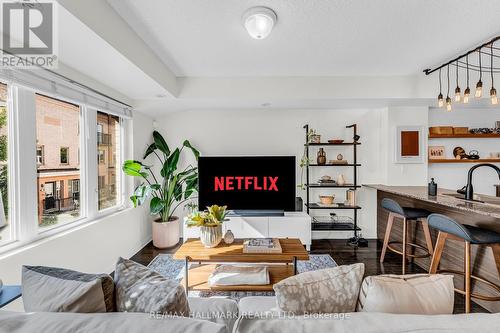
[173,238,309,292]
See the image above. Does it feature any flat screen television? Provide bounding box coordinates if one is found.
[198,156,296,212]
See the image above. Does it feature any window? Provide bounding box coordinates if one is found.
[60,147,69,164]
[97,111,121,210]
[36,146,44,165]
[98,150,105,164]
[0,83,10,244]
[36,94,81,229]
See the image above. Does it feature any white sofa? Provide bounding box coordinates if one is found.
[1,296,499,333]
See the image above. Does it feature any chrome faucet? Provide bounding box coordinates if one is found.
[462,163,500,200]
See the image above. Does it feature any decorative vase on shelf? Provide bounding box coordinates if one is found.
[223,229,235,244]
[317,148,326,165]
[337,174,346,186]
[200,225,223,248]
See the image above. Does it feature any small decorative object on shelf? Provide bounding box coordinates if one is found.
[453,146,467,159]
[346,189,356,206]
[428,146,445,159]
[317,148,326,165]
[308,128,321,143]
[337,153,343,160]
[468,150,480,159]
[328,139,344,144]
[319,195,335,205]
[185,205,228,248]
[223,229,234,245]
[336,174,346,186]
[428,178,437,196]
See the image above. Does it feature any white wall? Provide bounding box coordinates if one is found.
[0,111,155,311]
[157,108,398,240]
[428,107,500,196]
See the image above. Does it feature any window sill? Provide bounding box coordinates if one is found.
[0,205,131,258]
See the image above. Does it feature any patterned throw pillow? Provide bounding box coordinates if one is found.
[114,257,189,316]
[273,263,365,314]
[22,265,115,313]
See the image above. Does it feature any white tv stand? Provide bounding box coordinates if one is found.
[183,212,312,250]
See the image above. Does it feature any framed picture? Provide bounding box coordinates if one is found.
[395,126,424,163]
[428,146,445,159]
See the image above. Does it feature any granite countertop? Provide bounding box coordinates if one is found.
[363,184,500,219]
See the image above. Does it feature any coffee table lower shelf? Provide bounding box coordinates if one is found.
[182,264,294,291]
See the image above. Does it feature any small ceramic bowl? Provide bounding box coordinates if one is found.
[320,175,332,181]
[319,195,335,205]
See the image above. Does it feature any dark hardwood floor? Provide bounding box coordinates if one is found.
[130,238,488,313]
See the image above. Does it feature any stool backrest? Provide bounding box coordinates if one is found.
[381,198,405,215]
[427,213,471,241]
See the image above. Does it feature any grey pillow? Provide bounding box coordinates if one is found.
[114,257,189,316]
[273,263,365,314]
[22,265,115,313]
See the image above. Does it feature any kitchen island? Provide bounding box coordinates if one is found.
[365,184,500,312]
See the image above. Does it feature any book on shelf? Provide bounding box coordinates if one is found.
[243,238,282,254]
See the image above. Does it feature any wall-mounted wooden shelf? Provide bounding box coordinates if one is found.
[305,142,361,146]
[428,158,500,164]
[428,133,500,139]
[309,163,361,167]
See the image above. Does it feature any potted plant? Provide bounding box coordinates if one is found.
[185,205,228,248]
[123,131,199,249]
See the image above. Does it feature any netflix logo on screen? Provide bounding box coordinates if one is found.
[214,176,279,191]
[198,156,295,211]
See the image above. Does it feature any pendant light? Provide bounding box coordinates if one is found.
[454,61,461,102]
[446,65,452,111]
[437,68,444,107]
[463,55,471,103]
[475,48,483,98]
[490,43,498,105]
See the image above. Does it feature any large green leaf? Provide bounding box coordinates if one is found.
[153,131,170,157]
[161,148,180,177]
[183,140,200,160]
[123,160,148,178]
[150,197,165,215]
[143,143,157,160]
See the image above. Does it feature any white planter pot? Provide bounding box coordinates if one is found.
[152,217,180,249]
[200,225,223,248]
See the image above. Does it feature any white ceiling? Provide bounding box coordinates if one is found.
[57,3,166,101]
[109,0,500,77]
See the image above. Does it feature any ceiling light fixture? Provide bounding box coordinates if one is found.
[242,6,277,39]
[446,65,452,111]
[437,69,444,107]
[490,43,498,105]
[475,48,483,98]
[454,61,461,102]
[463,55,470,103]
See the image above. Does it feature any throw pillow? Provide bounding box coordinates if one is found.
[114,257,189,316]
[22,265,115,313]
[356,274,454,314]
[273,263,365,314]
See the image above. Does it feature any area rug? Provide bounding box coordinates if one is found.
[148,254,337,301]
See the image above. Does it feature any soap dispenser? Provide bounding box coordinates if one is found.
[428,178,437,196]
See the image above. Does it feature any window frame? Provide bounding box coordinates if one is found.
[0,82,129,255]
[59,146,69,165]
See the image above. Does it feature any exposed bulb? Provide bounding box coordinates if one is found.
[491,87,498,105]
[463,87,470,104]
[445,96,452,112]
[437,93,444,107]
[475,80,483,98]
[454,86,461,102]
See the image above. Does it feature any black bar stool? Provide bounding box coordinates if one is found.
[380,198,434,274]
[427,213,500,313]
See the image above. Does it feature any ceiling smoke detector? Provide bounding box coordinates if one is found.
[242,6,277,40]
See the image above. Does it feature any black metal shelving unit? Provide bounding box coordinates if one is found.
[303,124,367,246]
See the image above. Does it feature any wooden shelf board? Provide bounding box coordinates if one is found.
[305,142,361,146]
[182,264,294,291]
[305,203,361,210]
[307,184,360,188]
[308,163,361,167]
[428,158,500,164]
[428,133,500,139]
